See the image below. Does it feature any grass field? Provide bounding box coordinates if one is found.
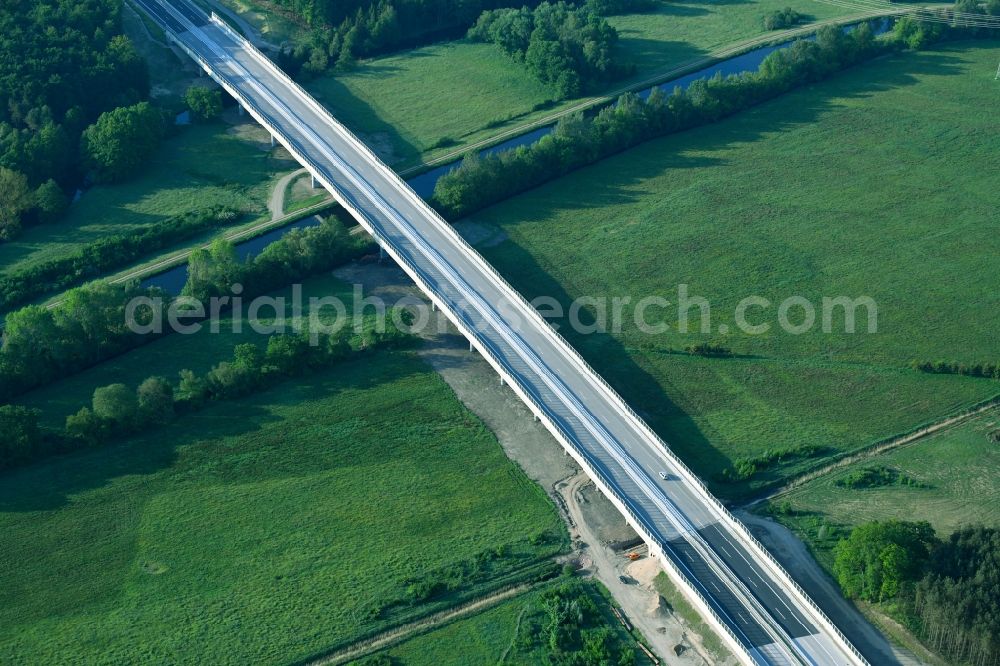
[307,41,557,168]
[609,0,851,75]
[0,342,564,663]
[0,121,294,279]
[459,41,1000,496]
[360,579,645,665]
[306,0,859,169]
[772,408,1000,568]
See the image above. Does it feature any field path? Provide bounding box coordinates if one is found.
[744,398,1000,507]
[308,583,536,666]
[268,167,308,220]
[559,472,726,665]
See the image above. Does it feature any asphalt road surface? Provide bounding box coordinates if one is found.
[132,1,868,662]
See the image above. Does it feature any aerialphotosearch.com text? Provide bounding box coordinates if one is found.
[125,283,878,344]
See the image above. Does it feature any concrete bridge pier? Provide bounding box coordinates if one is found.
[237,102,244,116]
[310,173,318,189]
[270,134,276,147]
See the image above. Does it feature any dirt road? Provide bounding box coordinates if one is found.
[559,472,737,666]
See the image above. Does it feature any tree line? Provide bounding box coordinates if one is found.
[432,16,997,218]
[467,1,631,98]
[0,281,169,404]
[0,0,151,240]
[0,319,412,471]
[182,215,370,301]
[834,521,999,666]
[0,216,370,405]
[0,206,237,312]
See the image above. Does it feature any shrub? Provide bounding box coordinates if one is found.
[725,444,825,480]
[265,334,312,375]
[92,383,140,429]
[33,179,68,224]
[0,405,42,469]
[176,369,209,408]
[911,359,999,378]
[65,407,106,444]
[834,465,923,489]
[185,86,224,122]
[763,7,804,30]
[137,376,175,423]
[686,342,732,357]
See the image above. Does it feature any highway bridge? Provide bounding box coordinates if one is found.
[133,1,868,663]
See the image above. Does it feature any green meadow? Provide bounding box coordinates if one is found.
[772,408,1000,569]
[0,123,292,278]
[307,0,859,169]
[0,323,564,663]
[462,42,1000,496]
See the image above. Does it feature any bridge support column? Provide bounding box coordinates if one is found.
[469,339,474,352]
[270,134,276,147]
[237,102,244,116]
[311,173,318,189]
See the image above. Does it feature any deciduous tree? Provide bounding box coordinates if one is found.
[81,102,164,183]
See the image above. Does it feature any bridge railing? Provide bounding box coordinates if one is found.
[205,12,865,663]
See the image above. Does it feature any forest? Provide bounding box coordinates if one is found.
[0,0,150,239]
[834,522,999,666]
